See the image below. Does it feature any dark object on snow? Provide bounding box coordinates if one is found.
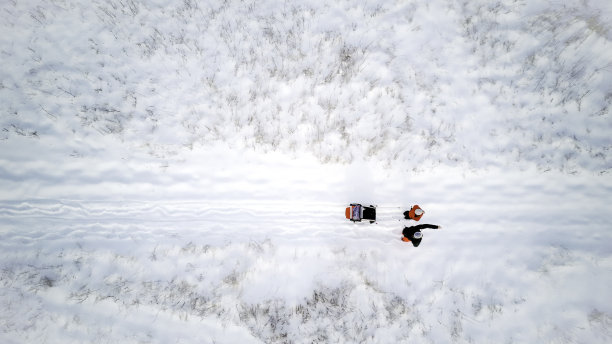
[345,203,376,223]
[402,224,441,247]
[403,205,424,221]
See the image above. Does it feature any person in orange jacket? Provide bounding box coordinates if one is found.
[401,224,441,247]
[404,205,424,221]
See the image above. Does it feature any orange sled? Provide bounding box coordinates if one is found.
[345,203,376,223]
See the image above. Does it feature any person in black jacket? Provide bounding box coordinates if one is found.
[401,224,441,247]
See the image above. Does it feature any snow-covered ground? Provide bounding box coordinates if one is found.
[1,0,612,343]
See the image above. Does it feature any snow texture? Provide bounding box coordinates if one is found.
[1,0,612,343]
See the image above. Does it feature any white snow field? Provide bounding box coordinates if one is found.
[1,0,612,343]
